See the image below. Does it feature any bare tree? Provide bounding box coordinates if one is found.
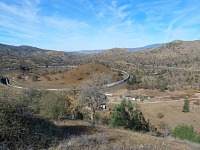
[79,73,111,125]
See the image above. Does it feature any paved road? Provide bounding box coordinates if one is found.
[1,67,130,91]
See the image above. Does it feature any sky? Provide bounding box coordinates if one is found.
[0,0,200,51]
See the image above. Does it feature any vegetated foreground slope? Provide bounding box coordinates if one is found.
[0,43,82,69]
[51,120,199,150]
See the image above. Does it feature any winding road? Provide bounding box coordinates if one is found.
[0,68,130,91]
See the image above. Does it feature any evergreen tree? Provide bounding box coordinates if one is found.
[109,100,149,132]
[183,99,190,112]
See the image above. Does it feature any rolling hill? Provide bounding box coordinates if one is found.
[134,40,200,68]
[2,40,200,70]
[0,43,83,69]
[84,40,200,69]
[85,48,133,62]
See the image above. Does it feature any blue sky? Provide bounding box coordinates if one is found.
[0,0,200,51]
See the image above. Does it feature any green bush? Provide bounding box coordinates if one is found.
[20,88,43,114]
[40,91,69,120]
[172,125,200,143]
[0,91,61,149]
[183,99,190,112]
[109,100,149,132]
[156,75,168,92]
[20,89,73,120]
[127,74,141,90]
[0,88,90,149]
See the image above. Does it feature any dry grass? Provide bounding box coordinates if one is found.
[10,62,121,89]
[140,101,200,133]
[0,84,6,89]
[50,120,200,150]
[107,88,200,133]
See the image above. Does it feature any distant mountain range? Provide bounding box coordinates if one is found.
[74,43,165,55]
[127,43,164,51]
[1,40,200,70]
[74,50,104,55]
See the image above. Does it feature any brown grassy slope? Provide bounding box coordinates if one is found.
[50,120,199,150]
[140,101,200,133]
[13,62,121,88]
[63,62,120,85]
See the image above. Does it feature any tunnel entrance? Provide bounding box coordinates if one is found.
[0,77,10,85]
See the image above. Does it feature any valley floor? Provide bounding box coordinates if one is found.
[106,89,200,133]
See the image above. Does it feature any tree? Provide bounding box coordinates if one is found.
[79,73,111,125]
[109,100,149,132]
[157,75,168,92]
[183,99,190,112]
[127,74,141,89]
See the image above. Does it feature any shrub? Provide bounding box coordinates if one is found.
[172,125,200,143]
[183,99,190,112]
[157,76,168,92]
[17,74,23,79]
[169,86,175,92]
[77,76,83,80]
[109,100,149,132]
[40,91,69,120]
[45,75,51,81]
[0,90,61,149]
[127,75,138,85]
[31,73,39,81]
[158,121,171,137]
[194,100,200,105]
[157,113,164,119]
[20,88,43,114]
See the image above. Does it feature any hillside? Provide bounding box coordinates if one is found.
[128,43,164,51]
[64,62,120,83]
[134,40,200,68]
[2,40,200,70]
[85,48,134,62]
[51,120,199,150]
[11,62,122,88]
[0,43,82,69]
[82,40,200,70]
